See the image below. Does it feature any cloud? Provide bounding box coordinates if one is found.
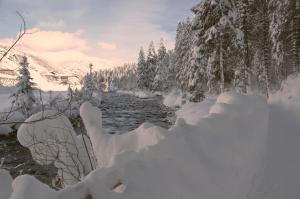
[37,20,65,29]
[0,0,198,68]
[98,42,117,50]
[0,28,116,69]
[2,28,89,52]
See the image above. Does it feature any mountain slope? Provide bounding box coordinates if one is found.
[0,45,96,91]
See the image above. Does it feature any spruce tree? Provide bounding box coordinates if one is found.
[137,47,148,89]
[11,56,36,118]
[153,39,168,91]
[81,64,95,101]
[146,41,158,90]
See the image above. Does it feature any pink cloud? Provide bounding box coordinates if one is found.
[98,42,117,50]
[11,28,89,52]
[0,28,120,69]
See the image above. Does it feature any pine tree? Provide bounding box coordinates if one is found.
[192,0,243,94]
[157,38,167,62]
[146,41,158,90]
[153,39,169,91]
[137,47,148,89]
[174,19,194,91]
[11,56,36,118]
[291,0,300,72]
[81,64,95,101]
[237,0,251,92]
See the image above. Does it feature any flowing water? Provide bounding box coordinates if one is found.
[0,93,174,186]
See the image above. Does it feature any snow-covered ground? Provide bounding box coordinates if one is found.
[0,89,68,135]
[2,75,300,199]
[117,90,158,99]
[162,89,184,108]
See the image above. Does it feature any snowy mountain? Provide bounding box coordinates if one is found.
[0,45,100,91]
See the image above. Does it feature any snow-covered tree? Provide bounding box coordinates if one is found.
[192,0,243,94]
[153,39,169,91]
[146,41,158,90]
[137,48,148,89]
[153,52,170,91]
[11,56,36,118]
[81,64,95,101]
[174,19,194,91]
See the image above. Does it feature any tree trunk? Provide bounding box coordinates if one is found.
[262,11,271,98]
[293,0,300,71]
[220,35,225,93]
[240,0,251,93]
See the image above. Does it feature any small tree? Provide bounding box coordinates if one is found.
[11,56,36,118]
[81,64,95,102]
[137,48,148,89]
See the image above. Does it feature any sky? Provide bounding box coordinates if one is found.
[0,0,199,68]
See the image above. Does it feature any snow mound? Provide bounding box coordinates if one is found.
[10,175,57,199]
[0,169,13,199]
[269,74,300,108]
[163,89,184,108]
[74,92,269,199]
[17,111,95,186]
[80,102,167,168]
[116,90,158,99]
[133,90,156,99]
[9,92,271,199]
[175,97,216,125]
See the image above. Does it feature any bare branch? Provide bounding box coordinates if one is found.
[0,11,36,62]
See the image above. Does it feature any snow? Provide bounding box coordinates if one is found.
[5,88,300,199]
[66,92,269,199]
[17,111,96,186]
[269,74,300,108]
[0,169,13,199]
[10,175,57,199]
[162,89,184,108]
[175,97,216,125]
[116,90,157,99]
[80,102,166,168]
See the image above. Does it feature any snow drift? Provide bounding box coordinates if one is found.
[17,111,96,186]
[269,74,300,108]
[0,169,13,199]
[7,92,271,199]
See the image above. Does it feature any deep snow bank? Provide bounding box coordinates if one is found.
[163,89,184,108]
[117,90,157,99]
[175,97,216,125]
[0,169,13,199]
[17,111,96,186]
[7,92,270,199]
[269,74,300,108]
[74,92,269,199]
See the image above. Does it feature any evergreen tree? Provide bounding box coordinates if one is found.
[11,56,36,118]
[153,39,169,91]
[146,41,158,90]
[192,0,243,94]
[174,19,194,91]
[137,48,148,89]
[157,38,167,62]
[81,64,95,101]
